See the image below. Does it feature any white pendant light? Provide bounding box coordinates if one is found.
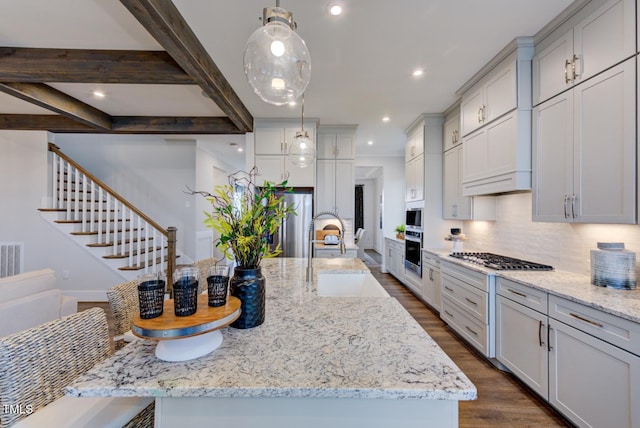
[288,94,315,168]
[243,2,311,106]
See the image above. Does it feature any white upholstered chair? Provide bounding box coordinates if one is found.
[354,228,366,259]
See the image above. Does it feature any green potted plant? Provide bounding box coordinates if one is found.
[190,168,295,329]
[395,224,405,240]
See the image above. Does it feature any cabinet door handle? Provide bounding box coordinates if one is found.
[538,320,544,347]
[571,194,576,219]
[563,195,569,219]
[569,312,603,328]
[477,106,483,123]
[444,285,454,293]
[444,310,454,318]
[564,59,571,83]
[482,105,486,121]
[465,325,479,336]
[572,54,579,80]
[507,288,527,298]
[429,268,434,281]
[465,297,478,306]
[547,323,553,352]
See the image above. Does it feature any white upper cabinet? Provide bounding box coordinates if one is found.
[460,59,517,137]
[533,0,635,105]
[317,130,355,160]
[253,123,316,187]
[443,111,461,153]
[533,58,636,224]
[405,154,424,202]
[405,124,424,162]
[458,38,534,196]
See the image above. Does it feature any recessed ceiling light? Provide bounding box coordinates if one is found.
[382,116,390,122]
[412,68,425,77]
[237,148,244,152]
[92,90,105,98]
[329,4,343,15]
[367,140,374,145]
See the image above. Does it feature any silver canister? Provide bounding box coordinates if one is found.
[590,242,636,290]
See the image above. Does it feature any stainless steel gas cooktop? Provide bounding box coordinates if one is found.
[450,252,554,271]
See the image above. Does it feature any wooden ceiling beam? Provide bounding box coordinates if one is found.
[0,47,193,84]
[0,114,244,134]
[120,0,253,133]
[0,82,112,130]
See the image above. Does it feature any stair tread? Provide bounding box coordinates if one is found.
[87,237,154,247]
[55,219,132,224]
[103,246,164,259]
[119,255,178,271]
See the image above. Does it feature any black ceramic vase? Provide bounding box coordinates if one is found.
[230,267,265,329]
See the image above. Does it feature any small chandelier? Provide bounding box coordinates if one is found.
[243,1,311,106]
[288,94,315,168]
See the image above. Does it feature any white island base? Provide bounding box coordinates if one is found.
[155,397,458,428]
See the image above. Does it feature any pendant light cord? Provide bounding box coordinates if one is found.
[300,93,305,132]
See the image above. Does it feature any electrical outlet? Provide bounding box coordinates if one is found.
[63,270,70,279]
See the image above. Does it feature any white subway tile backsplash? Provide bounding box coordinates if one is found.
[462,192,639,276]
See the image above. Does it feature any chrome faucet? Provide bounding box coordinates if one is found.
[306,211,346,282]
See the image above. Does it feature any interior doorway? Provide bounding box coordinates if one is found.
[355,166,383,253]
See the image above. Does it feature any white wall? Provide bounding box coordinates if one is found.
[0,131,124,300]
[462,192,640,277]
[0,131,246,301]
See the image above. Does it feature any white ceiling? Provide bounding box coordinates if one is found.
[0,0,574,159]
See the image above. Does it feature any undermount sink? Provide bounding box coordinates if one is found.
[317,273,389,297]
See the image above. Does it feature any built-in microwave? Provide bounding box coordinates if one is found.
[405,208,422,230]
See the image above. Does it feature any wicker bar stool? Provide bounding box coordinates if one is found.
[106,279,139,350]
[0,308,153,427]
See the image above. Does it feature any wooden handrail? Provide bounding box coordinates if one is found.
[48,143,168,235]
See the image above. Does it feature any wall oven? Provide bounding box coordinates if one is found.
[404,229,422,277]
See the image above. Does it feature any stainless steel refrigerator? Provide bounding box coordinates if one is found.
[269,189,313,258]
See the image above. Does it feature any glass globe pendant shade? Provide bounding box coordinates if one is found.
[243,15,311,106]
[288,131,315,168]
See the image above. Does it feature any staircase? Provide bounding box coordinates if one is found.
[39,143,177,282]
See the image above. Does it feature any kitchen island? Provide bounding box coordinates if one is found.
[67,258,476,427]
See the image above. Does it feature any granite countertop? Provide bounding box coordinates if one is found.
[385,236,406,244]
[67,258,476,401]
[423,248,640,324]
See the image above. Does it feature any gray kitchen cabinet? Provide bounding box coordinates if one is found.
[405,123,424,162]
[254,125,316,187]
[533,0,635,105]
[385,238,405,284]
[495,277,640,428]
[443,145,472,220]
[443,111,461,153]
[317,131,355,160]
[458,38,534,196]
[460,58,517,137]
[532,58,635,224]
[422,252,441,311]
[316,159,354,218]
[496,280,549,399]
[316,126,355,218]
[440,260,495,359]
[548,295,640,428]
[405,154,424,202]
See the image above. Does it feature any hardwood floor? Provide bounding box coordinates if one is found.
[363,249,571,427]
[81,252,572,427]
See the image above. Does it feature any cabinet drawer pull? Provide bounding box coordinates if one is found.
[444,285,454,293]
[563,195,569,219]
[547,324,553,351]
[465,297,478,306]
[564,59,571,84]
[444,310,454,318]
[538,320,544,347]
[507,288,527,298]
[465,325,478,336]
[571,194,576,219]
[569,312,603,328]
[572,54,579,80]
